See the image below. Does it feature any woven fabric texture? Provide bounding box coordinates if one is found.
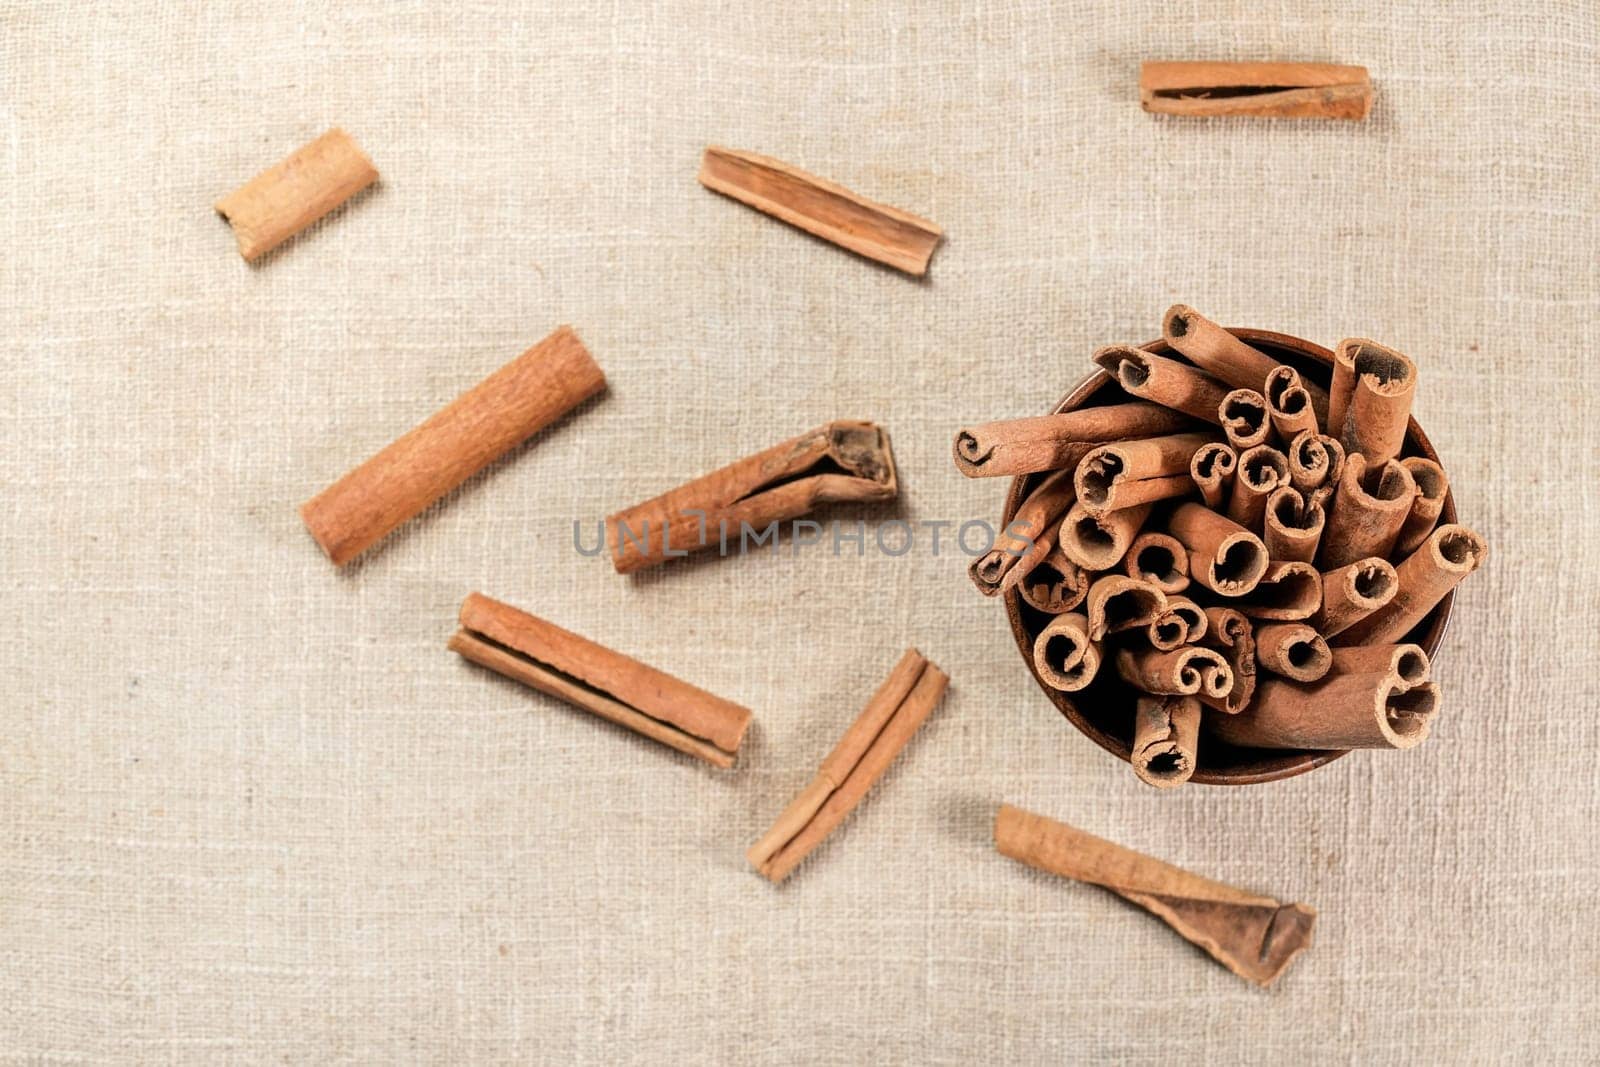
[2,2,1596,1062]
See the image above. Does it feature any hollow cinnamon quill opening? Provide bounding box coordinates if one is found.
[1219,389,1270,450]
[1131,695,1201,789]
[1059,502,1151,571]
[1032,613,1102,692]
[1124,532,1191,594]
[1234,560,1322,621]
[1085,575,1169,640]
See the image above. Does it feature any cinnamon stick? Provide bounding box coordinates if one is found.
[1032,613,1103,692]
[215,128,378,262]
[1225,445,1289,530]
[1254,623,1332,682]
[1328,642,1431,686]
[1164,306,1324,412]
[1123,531,1191,594]
[1091,345,1229,423]
[1116,646,1232,699]
[1085,574,1168,640]
[1145,597,1207,651]
[699,147,941,275]
[1233,560,1322,621]
[1264,366,1319,442]
[1395,457,1449,554]
[1311,557,1398,638]
[1016,543,1091,615]
[1262,486,1325,564]
[1131,696,1201,789]
[1319,453,1417,569]
[1058,501,1152,571]
[1207,669,1440,750]
[1189,442,1237,509]
[1329,339,1417,466]
[450,592,751,767]
[1167,502,1268,596]
[1337,524,1487,645]
[1075,431,1220,513]
[1286,430,1345,502]
[753,651,949,882]
[1140,61,1373,121]
[953,403,1191,478]
[994,805,1316,986]
[301,326,605,566]
[607,420,896,573]
[1219,388,1271,450]
[970,467,1078,596]
[1198,607,1256,714]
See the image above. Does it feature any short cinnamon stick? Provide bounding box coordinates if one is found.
[1337,524,1487,645]
[1123,531,1191,594]
[1075,431,1220,513]
[1219,389,1271,451]
[970,468,1078,597]
[1189,442,1237,509]
[1091,345,1229,424]
[1198,607,1256,714]
[1262,486,1325,564]
[1140,61,1373,121]
[1254,623,1331,682]
[1116,646,1232,699]
[1164,305,1330,417]
[1167,502,1268,596]
[1085,574,1168,640]
[1233,560,1322,621]
[1032,613,1103,692]
[215,128,378,261]
[1145,597,1207,651]
[1395,457,1449,554]
[1264,365,1319,442]
[1131,695,1201,789]
[1311,557,1398,638]
[1207,670,1439,750]
[1058,501,1152,571]
[1286,431,1345,502]
[1319,453,1416,569]
[1225,445,1289,530]
[1330,339,1417,466]
[1016,543,1091,615]
[954,403,1191,478]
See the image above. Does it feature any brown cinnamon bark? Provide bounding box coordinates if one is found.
[1311,557,1398,638]
[1115,646,1232,699]
[215,128,378,261]
[1198,607,1256,714]
[699,147,942,275]
[994,805,1316,986]
[1219,388,1271,450]
[1319,453,1417,569]
[1167,502,1268,596]
[1085,574,1168,640]
[1164,307,1329,421]
[970,468,1078,596]
[1016,543,1091,615]
[1146,597,1207,651]
[1225,445,1289,530]
[1262,486,1325,564]
[1264,366,1319,442]
[1328,642,1430,686]
[1123,531,1191,594]
[1329,339,1418,466]
[1286,431,1345,502]
[755,652,949,882]
[451,592,751,767]
[1059,501,1152,571]
[1091,346,1229,423]
[1254,623,1331,682]
[301,327,606,566]
[1233,560,1321,621]
[1207,670,1440,750]
[1131,695,1202,789]
[1075,432,1219,513]
[1140,61,1373,121]
[1396,457,1449,554]
[1189,442,1237,509]
[953,404,1191,478]
[608,420,896,573]
[1338,524,1487,645]
[1032,613,1103,692]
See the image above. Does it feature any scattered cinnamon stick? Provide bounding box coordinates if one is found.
[1189,442,1237,509]
[1032,613,1102,692]
[1139,61,1373,121]
[1311,557,1398,638]
[751,650,949,882]
[1262,486,1325,564]
[1197,607,1256,714]
[1075,432,1220,513]
[1319,453,1417,569]
[450,592,751,767]
[607,420,896,573]
[994,804,1316,985]
[1338,524,1487,645]
[1329,339,1417,466]
[1254,623,1332,682]
[1167,502,1268,596]
[301,326,605,566]
[954,403,1191,478]
[215,128,378,262]
[1091,345,1229,424]
[699,147,942,275]
[1131,696,1201,788]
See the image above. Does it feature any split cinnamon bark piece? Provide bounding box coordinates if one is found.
[1145,597,1207,651]
[1131,696,1202,789]
[215,128,378,261]
[970,468,1078,596]
[1226,445,1289,529]
[1032,613,1103,692]
[450,593,751,768]
[1085,574,1168,640]
[1116,646,1232,698]
[1207,670,1440,750]
[1396,457,1449,554]
[1164,307,1329,421]
[1123,531,1191,594]
[1189,442,1237,509]
[1167,502,1268,596]
[1311,557,1398,638]
[1254,623,1332,682]
[953,404,1191,478]
[1139,61,1373,121]
[1319,454,1417,569]
[1091,345,1229,423]
[1263,486,1325,564]
[1264,366,1319,442]
[1329,339,1418,466]
[1338,524,1487,645]
[994,805,1316,986]
[1059,501,1152,571]
[1286,431,1345,501]
[608,420,896,573]
[752,650,949,882]
[699,147,942,275]
[1198,607,1256,714]
[1016,543,1091,615]
[1075,431,1220,513]
[301,326,605,566]
[1219,389,1271,450]
[1233,561,1322,621]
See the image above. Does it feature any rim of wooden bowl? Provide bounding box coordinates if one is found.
[1001,327,1457,785]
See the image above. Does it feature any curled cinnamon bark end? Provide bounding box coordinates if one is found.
[1330,339,1418,466]
[1076,432,1219,514]
[1264,365,1319,442]
[1234,560,1322,621]
[1219,388,1271,451]
[451,593,752,768]
[1254,623,1332,682]
[1124,532,1192,594]
[1085,574,1169,640]
[952,405,1189,478]
[1131,695,1201,788]
[1198,607,1256,714]
[1263,486,1325,564]
[1115,645,1233,698]
[1091,345,1229,424]
[1146,596,1207,651]
[1033,613,1103,692]
[1168,502,1268,596]
[1338,524,1487,646]
[1396,457,1449,554]
[1319,453,1417,569]
[1189,442,1237,509]
[608,420,897,573]
[1059,501,1152,571]
[995,804,1317,986]
[215,128,378,262]
[1017,544,1091,615]
[1140,61,1373,121]
[753,650,949,882]
[1287,431,1345,501]
[1312,557,1398,638]
[1226,445,1289,530]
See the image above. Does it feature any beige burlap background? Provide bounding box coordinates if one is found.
[3,2,1597,1062]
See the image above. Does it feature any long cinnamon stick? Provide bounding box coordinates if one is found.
[1311,557,1397,638]
[1140,61,1373,121]
[1131,695,1201,789]
[994,805,1316,986]
[215,128,378,261]
[699,147,942,276]
[1337,524,1487,645]
[301,326,605,566]
[1167,502,1268,596]
[1330,339,1417,466]
[1091,345,1229,423]
[1198,607,1256,714]
[1319,453,1417,569]
[450,592,751,767]
[754,652,949,882]
[953,403,1191,478]
[1032,613,1103,692]
[1075,431,1219,513]
[1164,305,1330,419]
[1207,669,1440,750]
[1189,442,1237,509]
[607,420,896,573]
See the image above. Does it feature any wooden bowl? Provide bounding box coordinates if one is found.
[1002,328,1457,785]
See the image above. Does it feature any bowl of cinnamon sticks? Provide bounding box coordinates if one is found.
[956,306,1487,786]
